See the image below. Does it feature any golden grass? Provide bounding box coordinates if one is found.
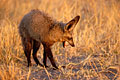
[0,0,120,79]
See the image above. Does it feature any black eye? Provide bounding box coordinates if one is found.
[68,37,72,40]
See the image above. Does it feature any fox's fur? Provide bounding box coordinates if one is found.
[19,9,80,69]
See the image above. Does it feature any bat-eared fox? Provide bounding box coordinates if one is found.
[19,9,80,69]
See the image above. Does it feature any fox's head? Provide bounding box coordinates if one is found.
[61,16,80,47]
[49,15,80,47]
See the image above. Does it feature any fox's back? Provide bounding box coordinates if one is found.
[19,9,55,41]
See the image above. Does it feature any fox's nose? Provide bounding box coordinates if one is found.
[68,38,75,47]
[71,43,75,47]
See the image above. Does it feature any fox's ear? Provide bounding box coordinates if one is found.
[64,16,80,32]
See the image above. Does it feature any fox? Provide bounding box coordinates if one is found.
[19,9,80,69]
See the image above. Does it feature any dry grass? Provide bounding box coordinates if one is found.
[0,0,120,80]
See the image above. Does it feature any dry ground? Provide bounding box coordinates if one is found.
[0,0,120,80]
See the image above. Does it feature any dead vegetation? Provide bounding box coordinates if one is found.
[0,0,120,80]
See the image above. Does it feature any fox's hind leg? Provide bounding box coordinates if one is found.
[22,37,32,67]
[32,40,43,67]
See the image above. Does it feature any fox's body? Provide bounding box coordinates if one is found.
[19,9,80,69]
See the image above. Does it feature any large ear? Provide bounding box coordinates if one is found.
[64,15,80,32]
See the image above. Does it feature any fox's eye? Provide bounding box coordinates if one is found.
[68,37,72,40]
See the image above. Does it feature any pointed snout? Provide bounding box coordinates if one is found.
[71,43,75,47]
[69,38,75,47]
[63,41,75,48]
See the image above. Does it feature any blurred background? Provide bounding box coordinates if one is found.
[0,0,120,80]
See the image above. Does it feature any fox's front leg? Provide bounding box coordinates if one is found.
[43,47,48,68]
[47,47,58,69]
[43,44,58,69]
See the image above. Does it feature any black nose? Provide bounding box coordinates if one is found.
[71,43,75,47]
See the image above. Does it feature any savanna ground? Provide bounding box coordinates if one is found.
[0,0,120,80]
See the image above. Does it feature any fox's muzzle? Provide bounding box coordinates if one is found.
[63,41,75,48]
[71,43,75,47]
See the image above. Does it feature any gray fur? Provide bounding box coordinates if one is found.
[19,9,80,68]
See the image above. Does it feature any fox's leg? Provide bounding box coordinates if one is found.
[43,44,58,69]
[32,40,43,67]
[22,38,32,67]
[43,44,48,68]
[47,47,58,69]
